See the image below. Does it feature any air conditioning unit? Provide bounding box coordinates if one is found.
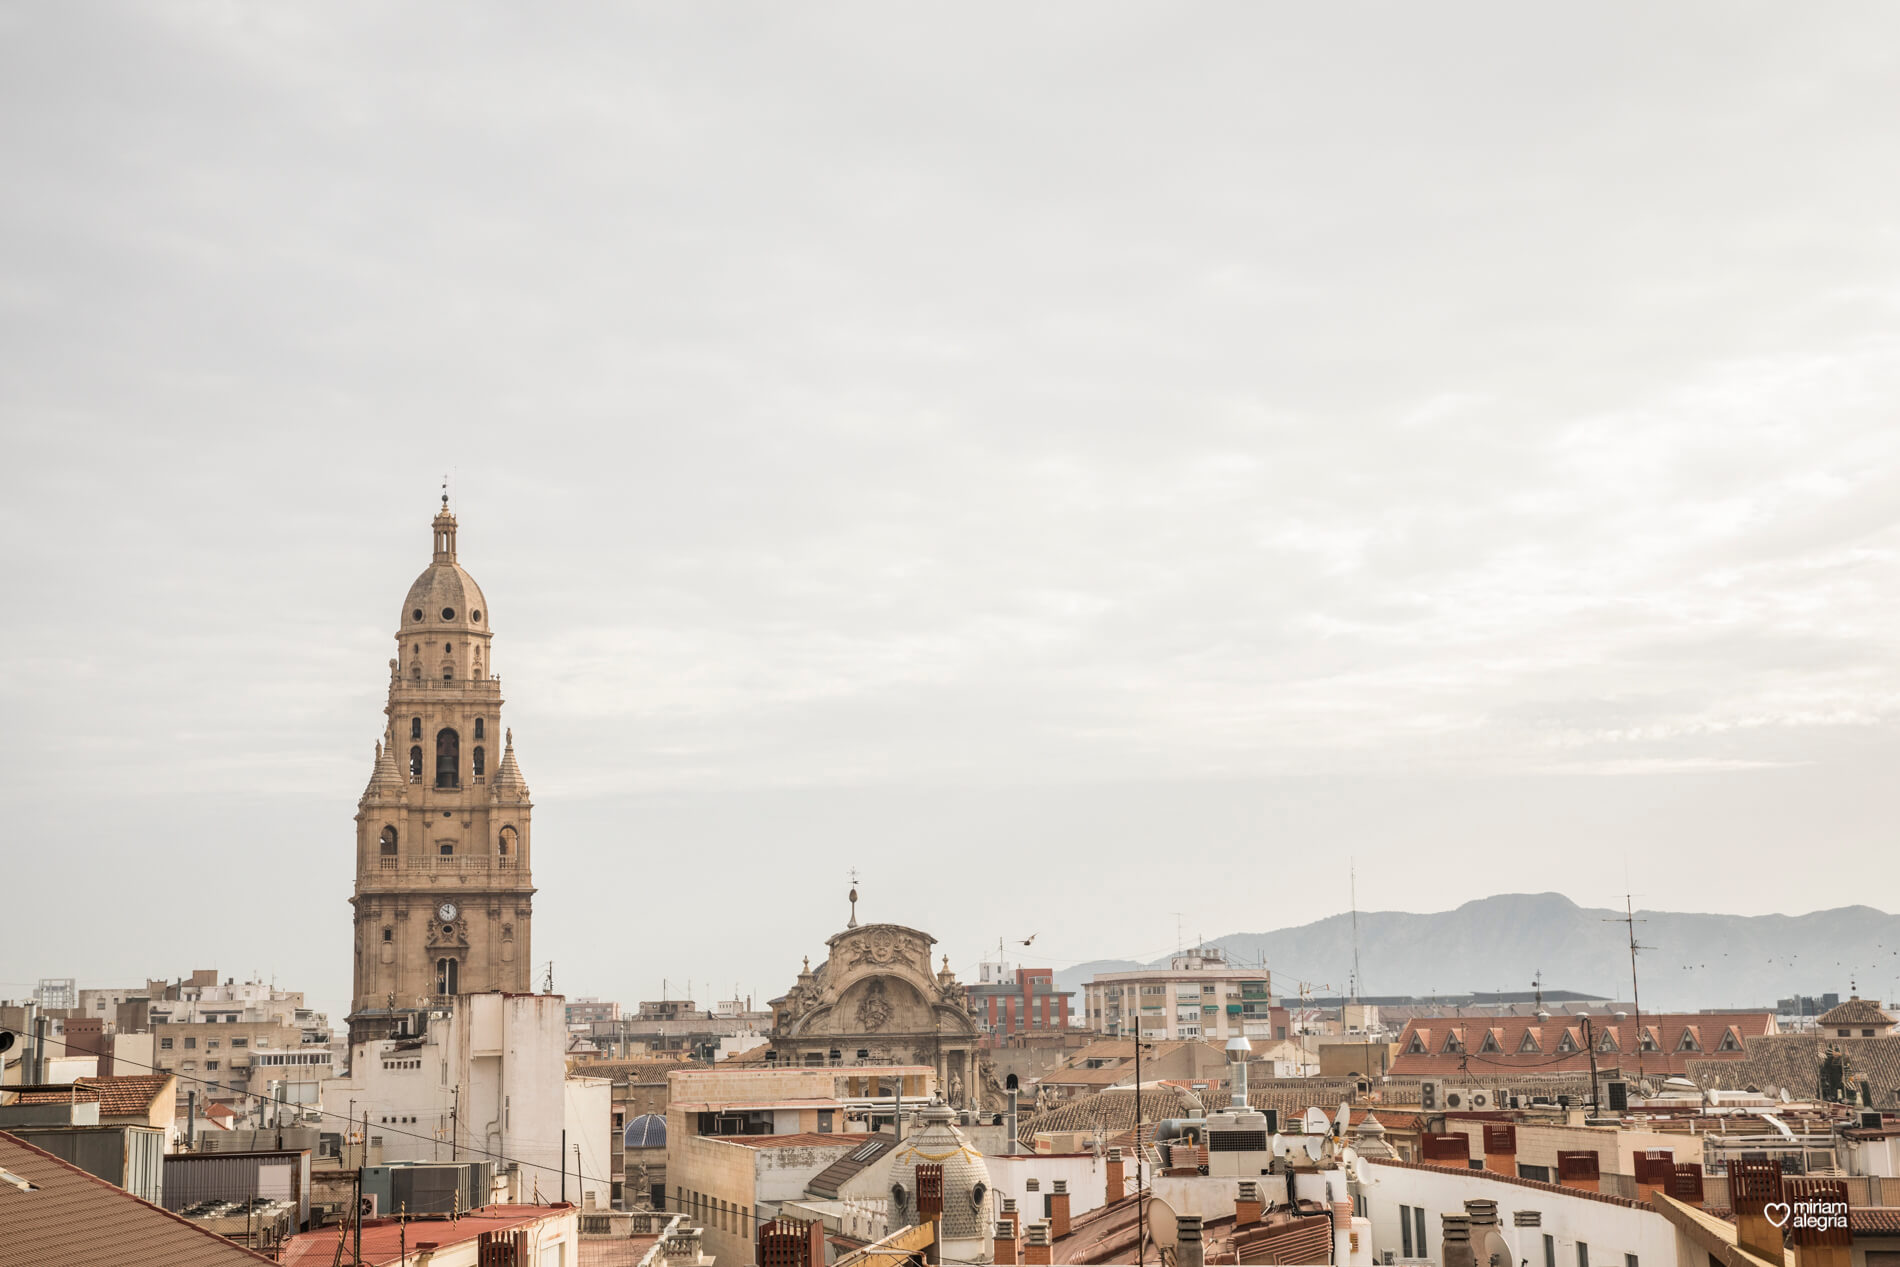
[1421,1081,1439,1111]
[1441,1087,1475,1111]
[359,1194,379,1219]
[1380,1251,1397,1265]
[1465,1089,1498,1111]
[1606,1081,1629,1112]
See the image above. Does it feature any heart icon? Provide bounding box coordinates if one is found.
[1764,1203,1791,1229]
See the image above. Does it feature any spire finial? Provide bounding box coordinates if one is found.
[442,473,450,509]
[847,869,859,929]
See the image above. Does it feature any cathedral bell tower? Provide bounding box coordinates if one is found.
[347,497,536,1048]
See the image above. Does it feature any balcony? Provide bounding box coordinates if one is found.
[369,856,520,877]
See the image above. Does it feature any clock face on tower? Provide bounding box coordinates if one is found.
[438,902,458,921]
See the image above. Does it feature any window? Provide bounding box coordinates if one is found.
[1479,1030,1503,1054]
[1414,1207,1425,1258]
[380,826,398,855]
[411,717,421,740]
[207,1060,219,1071]
[1518,1030,1543,1053]
[1401,1205,1413,1257]
[1406,1034,1427,1054]
[232,1038,247,1048]
[208,1040,219,1050]
[1866,1029,1878,1038]
[1544,1235,1555,1267]
[185,1037,197,1049]
[499,825,517,862]
[382,927,393,942]
[443,665,454,681]
[1519,1164,1551,1182]
[410,746,423,779]
[474,718,484,740]
[160,1037,173,1051]
[439,842,453,856]
[436,957,459,995]
[1556,1031,1579,1054]
[473,746,485,778]
[1625,1255,1639,1267]
[1578,1242,1589,1267]
[435,728,460,787]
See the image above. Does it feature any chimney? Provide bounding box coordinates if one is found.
[1422,1131,1472,1168]
[1670,1163,1705,1208]
[1235,1180,1263,1228]
[1481,1124,1517,1176]
[1050,1180,1071,1240]
[1555,1151,1600,1193]
[1024,1221,1053,1266]
[1177,1213,1205,1267]
[1441,1214,1475,1267]
[1730,1159,1787,1265]
[1105,1147,1126,1204]
[994,1220,1019,1265]
[1784,1178,1850,1267]
[1632,1150,1673,1202]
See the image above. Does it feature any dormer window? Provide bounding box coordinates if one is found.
[1517,1030,1542,1053]
[1556,1031,1579,1054]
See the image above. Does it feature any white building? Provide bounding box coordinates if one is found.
[1084,948,1272,1041]
[323,992,613,1211]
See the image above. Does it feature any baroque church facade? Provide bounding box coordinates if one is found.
[767,894,994,1109]
[347,500,537,1046]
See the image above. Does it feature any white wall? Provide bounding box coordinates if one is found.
[989,1151,1151,1223]
[1356,1160,1683,1267]
[564,1075,613,1211]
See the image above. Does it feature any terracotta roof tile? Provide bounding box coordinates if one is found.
[1850,1208,1900,1235]
[1817,998,1897,1028]
[0,1130,277,1265]
[283,1204,575,1266]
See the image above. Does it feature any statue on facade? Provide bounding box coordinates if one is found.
[950,1073,964,1107]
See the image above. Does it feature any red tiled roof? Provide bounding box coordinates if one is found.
[1363,1156,1651,1210]
[0,1130,277,1265]
[281,1204,575,1266]
[1851,1208,1900,1235]
[1390,1013,1774,1077]
[9,1075,173,1115]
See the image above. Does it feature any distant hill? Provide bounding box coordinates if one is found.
[1052,893,1900,1012]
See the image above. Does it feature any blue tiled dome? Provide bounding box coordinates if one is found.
[624,1114,667,1149]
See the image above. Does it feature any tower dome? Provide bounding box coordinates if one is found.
[399,496,491,637]
[887,1103,993,1257]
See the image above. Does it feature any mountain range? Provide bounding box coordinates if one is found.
[1052,893,1900,1012]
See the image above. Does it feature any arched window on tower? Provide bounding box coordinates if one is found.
[443,664,454,681]
[409,747,423,781]
[474,718,484,740]
[436,958,459,996]
[410,717,421,740]
[435,729,460,788]
[499,825,518,868]
[379,826,398,859]
[412,665,421,680]
[472,746,485,780]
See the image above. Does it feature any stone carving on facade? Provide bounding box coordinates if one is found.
[855,978,895,1032]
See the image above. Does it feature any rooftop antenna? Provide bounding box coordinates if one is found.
[1172,912,1185,954]
[847,869,860,929]
[1349,861,1363,1004]
[1604,894,1652,1078]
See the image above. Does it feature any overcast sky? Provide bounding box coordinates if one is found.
[4,5,1899,1027]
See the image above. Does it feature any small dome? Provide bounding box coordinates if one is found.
[624,1114,667,1149]
[401,562,490,633]
[887,1103,992,1241]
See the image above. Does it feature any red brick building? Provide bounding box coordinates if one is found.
[966,966,1073,1042]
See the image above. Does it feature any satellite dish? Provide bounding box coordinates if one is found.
[1147,1196,1180,1257]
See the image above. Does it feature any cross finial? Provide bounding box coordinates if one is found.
[442,473,450,509]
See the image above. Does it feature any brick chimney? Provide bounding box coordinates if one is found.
[1556,1151,1600,1193]
[1481,1124,1517,1176]
[1784,1178,1850,1267]
[1023,1221,1053,1267]
[1632,1150,1673,1202]
[1050,1180,1071,1240]
[994,1220,1019,1265]
[1002,1197,1020,1237]
[1669,1163,1705,1208]
[1177,1213,1205,1267]
[1729,1158,1787,1265]
[1422,1131,1472,1167]
[1105,1147,1126,1204]
[1235,1180,1263,1228]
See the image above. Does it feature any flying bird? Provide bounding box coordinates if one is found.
[1020,934,1038,946]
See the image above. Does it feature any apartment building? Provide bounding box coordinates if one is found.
[1083,947,1272,1041]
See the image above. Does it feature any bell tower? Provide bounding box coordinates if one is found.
[347,496,537,1048]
